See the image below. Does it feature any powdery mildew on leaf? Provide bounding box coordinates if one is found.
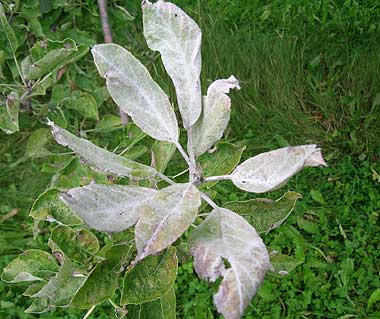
[191,76,240,157]
[231,145,327,193]
[135,183,201,262]
[48,122,156,179]
[60,184,157,232]
[189,208,270,319]
[143,0,202,128]
[92,44,179,142]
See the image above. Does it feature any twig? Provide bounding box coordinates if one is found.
[203,175,231,183]
[97,0,113,43]
[175,142,195,174]
[200,192,218,209]
[82,305,96,319]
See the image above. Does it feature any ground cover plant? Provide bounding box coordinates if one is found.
[1,0,380,318]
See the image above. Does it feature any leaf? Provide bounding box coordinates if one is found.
[26,128,52,158]
[31,259,86,309]
[123,145,148,161]
[143,0,202,128]
[29,188,83,226]
[189,208,270,319]
[223,191,302,234]
[121,247,177,305]
[368,288,380,310]
[1,250,58,283]
[92,43,179,142]
[0,92,19,134]
[95,114,123,132]
[71,244,132,309]
[60,184,156,232]
[48,122,156,179]
[269,250,303,277]
[127,287,176,319]
[230,145,327,193]
[135,183,201,262]
[191,76,240,157]
[151,140,176,173]
[310,189,325,205]
[198,142,245,187]
[66,91,98,120]
[48,226,99,263]
[0,3,18,53]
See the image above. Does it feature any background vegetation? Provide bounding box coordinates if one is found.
[0,0,379,318]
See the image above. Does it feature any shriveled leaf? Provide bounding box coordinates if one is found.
[198,142,245,188]
[231,145,327,193]
[127,287,176,319]
[0,92,19,134]
[151,140,176,173]
[135,183,201,261]
[92,43,178,142]
[71,244,132,309]
[143,0,202,128]
[1,250,58,283]
[48,122,156,179]
[26,128,52,158]
[269,250,303,277]
[223,191,302,234]
[60,184,156,232]
[48,226,99,263]
[122,247,177,305]
[190,208,270,319]
[31,259,86,308]
[29,188,83,226]
[191,76,240,157]
[0,3,18,53]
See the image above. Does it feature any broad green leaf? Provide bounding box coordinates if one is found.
[368,289,380,310]
[198,142,245,187]
[269,250,303,277]
[49,226,99,263]
[122,247,177,305]
[230,145,327,193]
[95,114,122,132]
[0,92,19,134]
[123,145,148,161]
[189,208,270,319]
[48,122,156,179]
[66,91,98,120]
[143,0,202,128]
[26,128,52,158]
[1,250,58,283]
[151,140,176,173]
[191,76,240,157]
[0,3,18,53]
[223,191,301,234]
[31,259,86,309]
[71,244,132,309]
[127,287,176,319]
[60,184,156,232]
[92,43,179,142]
[135,183,201,262]
[29,188,83,226]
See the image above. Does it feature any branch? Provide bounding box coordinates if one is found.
[97,0,112,43]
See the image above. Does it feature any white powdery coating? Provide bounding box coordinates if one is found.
[60,184,157,233]
[190,208,270,319]
[231,145,327,193]
[92,43,179,142]
[191,75,240,157]
[143,0,202,128]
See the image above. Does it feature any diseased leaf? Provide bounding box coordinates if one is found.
[29,188,83,226]
[1,250,58,283]
[48,226,99,263]
[151,140,176,173]
[121,247,177,305]
[0,3,18,53]
[23,282,47,297]
[48,122,156,179]
[60,184,156,232]
[191,76,240,157]
[26,128,52,158]
[143,0,202,128]
[126,287,176,319]
[25,297,50,314]
[231,145,327,193]
[92,43,179,142]
[190,208,270,319]
[269,250,303,277]
[223,191,301,234]
[71,244,132,309]
[198,142,245,188]
[135,183,201,262]
[0,92,19,134]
